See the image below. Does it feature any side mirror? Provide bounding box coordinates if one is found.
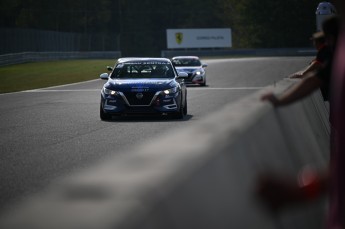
[202,63,208,68]
[100,73,109,80]
[177,72,188,79]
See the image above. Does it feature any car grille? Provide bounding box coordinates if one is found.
[184,73,194,83]
[122,92,156,106]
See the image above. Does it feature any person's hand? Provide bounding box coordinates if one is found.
[256,173,303,212]
[255,167,326,213]
[288,72,304,79]
[261,92,280,106]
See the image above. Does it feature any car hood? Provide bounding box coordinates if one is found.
[105,78,177,92]
[175,66,202,73]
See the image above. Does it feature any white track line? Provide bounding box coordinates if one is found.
[23,87,263,93]
[23,89,100,92]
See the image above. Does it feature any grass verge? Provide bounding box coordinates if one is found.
[0,59,114,94]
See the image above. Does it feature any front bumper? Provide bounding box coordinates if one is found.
[101,91,181,115]
[183,73,205,85]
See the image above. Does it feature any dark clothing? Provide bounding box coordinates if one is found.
[316,46,334,101]
[315,44,332,65]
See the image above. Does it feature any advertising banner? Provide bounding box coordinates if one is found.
[166,28,232,49]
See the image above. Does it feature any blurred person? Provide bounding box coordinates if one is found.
[258,15,345,229]
[289,31,331,79]
[262,16,339,104]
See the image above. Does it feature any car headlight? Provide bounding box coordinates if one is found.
[195,69,205,76]
[103,87,117,95]
[163,86,179,95]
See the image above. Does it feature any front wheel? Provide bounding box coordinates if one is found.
[183,98,187,115]
[200,76,206,86]
[174,98,184,119]
[100,104,111,121]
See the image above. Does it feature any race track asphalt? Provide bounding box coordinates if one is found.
[0,56,311,214]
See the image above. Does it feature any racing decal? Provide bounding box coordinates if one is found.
[125,62,169,65]
[175,32,183,44]
[117,80,171,85]
[131,88,149,92]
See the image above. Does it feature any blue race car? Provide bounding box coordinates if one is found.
[100,58,188,120]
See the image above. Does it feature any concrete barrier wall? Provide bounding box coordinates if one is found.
[161,48,317,58]
[0,79,330,229]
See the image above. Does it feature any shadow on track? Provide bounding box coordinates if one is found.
[100,114,193,123]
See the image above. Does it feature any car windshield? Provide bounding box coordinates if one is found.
[111,61,175,79]
[172,58,201,67]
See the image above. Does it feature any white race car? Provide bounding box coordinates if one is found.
[171,56,208,86]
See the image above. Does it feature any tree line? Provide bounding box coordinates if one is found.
[0,0,331,56]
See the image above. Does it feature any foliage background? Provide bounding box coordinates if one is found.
[0,0,336,56]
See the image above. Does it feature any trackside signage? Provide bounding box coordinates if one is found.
[166,28,232,49]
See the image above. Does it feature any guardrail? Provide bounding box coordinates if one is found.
[0,79,330,229]
[0,51,121,66]
[0,49,315,67]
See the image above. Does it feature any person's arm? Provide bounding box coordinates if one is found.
[261,74,323,107]
[289,61,322,79]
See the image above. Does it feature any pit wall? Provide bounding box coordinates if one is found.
[0,79,330,229]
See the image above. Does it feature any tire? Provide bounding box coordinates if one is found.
[100,104,111,121]
[174,98,184,119]
[200,76,206,86]
[183,97,187,115]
